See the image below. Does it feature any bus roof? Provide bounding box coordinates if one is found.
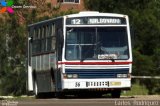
[65,11,128,18]
[28,11,127,27]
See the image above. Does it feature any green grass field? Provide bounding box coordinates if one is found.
[122,82,149,96]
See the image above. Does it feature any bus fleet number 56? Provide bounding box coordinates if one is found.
[75,82,80,87]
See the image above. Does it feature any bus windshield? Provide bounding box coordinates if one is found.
[65,27,129,60]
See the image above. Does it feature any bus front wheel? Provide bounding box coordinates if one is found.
[55,92,65,98]
[111,90,121,98]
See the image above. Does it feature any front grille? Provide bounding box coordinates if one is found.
[65,68,129,78]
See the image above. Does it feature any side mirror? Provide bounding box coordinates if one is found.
[29,37,33,43]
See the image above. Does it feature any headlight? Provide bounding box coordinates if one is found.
[63,74,78,79]
[73,74,78,78]
[67,74,73,78]
[117,74,128,78]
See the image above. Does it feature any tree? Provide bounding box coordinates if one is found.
[0,14,26,96]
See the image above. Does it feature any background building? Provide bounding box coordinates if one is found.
[46,0,85,12]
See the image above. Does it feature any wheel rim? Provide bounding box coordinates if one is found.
[35,81,38,95]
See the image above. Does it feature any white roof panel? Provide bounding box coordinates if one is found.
[66,11,127,18]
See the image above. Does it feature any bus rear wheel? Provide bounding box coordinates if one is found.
[34,81,42,98]
[111,90,121,98]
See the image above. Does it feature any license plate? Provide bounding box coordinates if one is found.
[86,81,109,87]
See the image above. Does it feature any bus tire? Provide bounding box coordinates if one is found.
[32,70,40,98]
[34,82,46,98]
[55,92,65,99]
[34,80,40,98]
[35,93,42,99]
[111,90,121,98]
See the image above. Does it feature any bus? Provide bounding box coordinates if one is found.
[27,11,132,98]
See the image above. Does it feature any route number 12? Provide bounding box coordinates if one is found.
[72,19,81,25]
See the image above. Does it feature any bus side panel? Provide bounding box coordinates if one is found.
[36,71,52,93]
[35,53,57,93]
[28,18,64,94]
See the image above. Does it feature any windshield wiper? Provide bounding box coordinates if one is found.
[80,44,95,61]
[110,57,115,62]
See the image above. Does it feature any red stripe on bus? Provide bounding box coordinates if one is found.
[58,61,132,65]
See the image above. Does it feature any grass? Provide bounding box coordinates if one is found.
[122,81,149,96]
[0,95,35,101]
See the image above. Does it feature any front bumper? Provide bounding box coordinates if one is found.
[62,78,131,90]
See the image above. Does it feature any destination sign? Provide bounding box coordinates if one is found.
[66,17,126,25]
[88,18,121,24]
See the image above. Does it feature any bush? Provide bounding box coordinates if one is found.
[0,65,26,96]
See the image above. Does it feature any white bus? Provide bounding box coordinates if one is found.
[27,11,132,98]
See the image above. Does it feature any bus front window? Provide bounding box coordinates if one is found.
[66,28,95,60]
[97,27,129,60]
[65,27,129,60]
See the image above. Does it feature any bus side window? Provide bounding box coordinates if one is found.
[51,37,56,51]
[33,28,41,54]
[51,24,56,51]
[57,28,63,61]
[32,29,35,54]
[51,24,55,37]
[41,27,46,52]
[45,24,56,52]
